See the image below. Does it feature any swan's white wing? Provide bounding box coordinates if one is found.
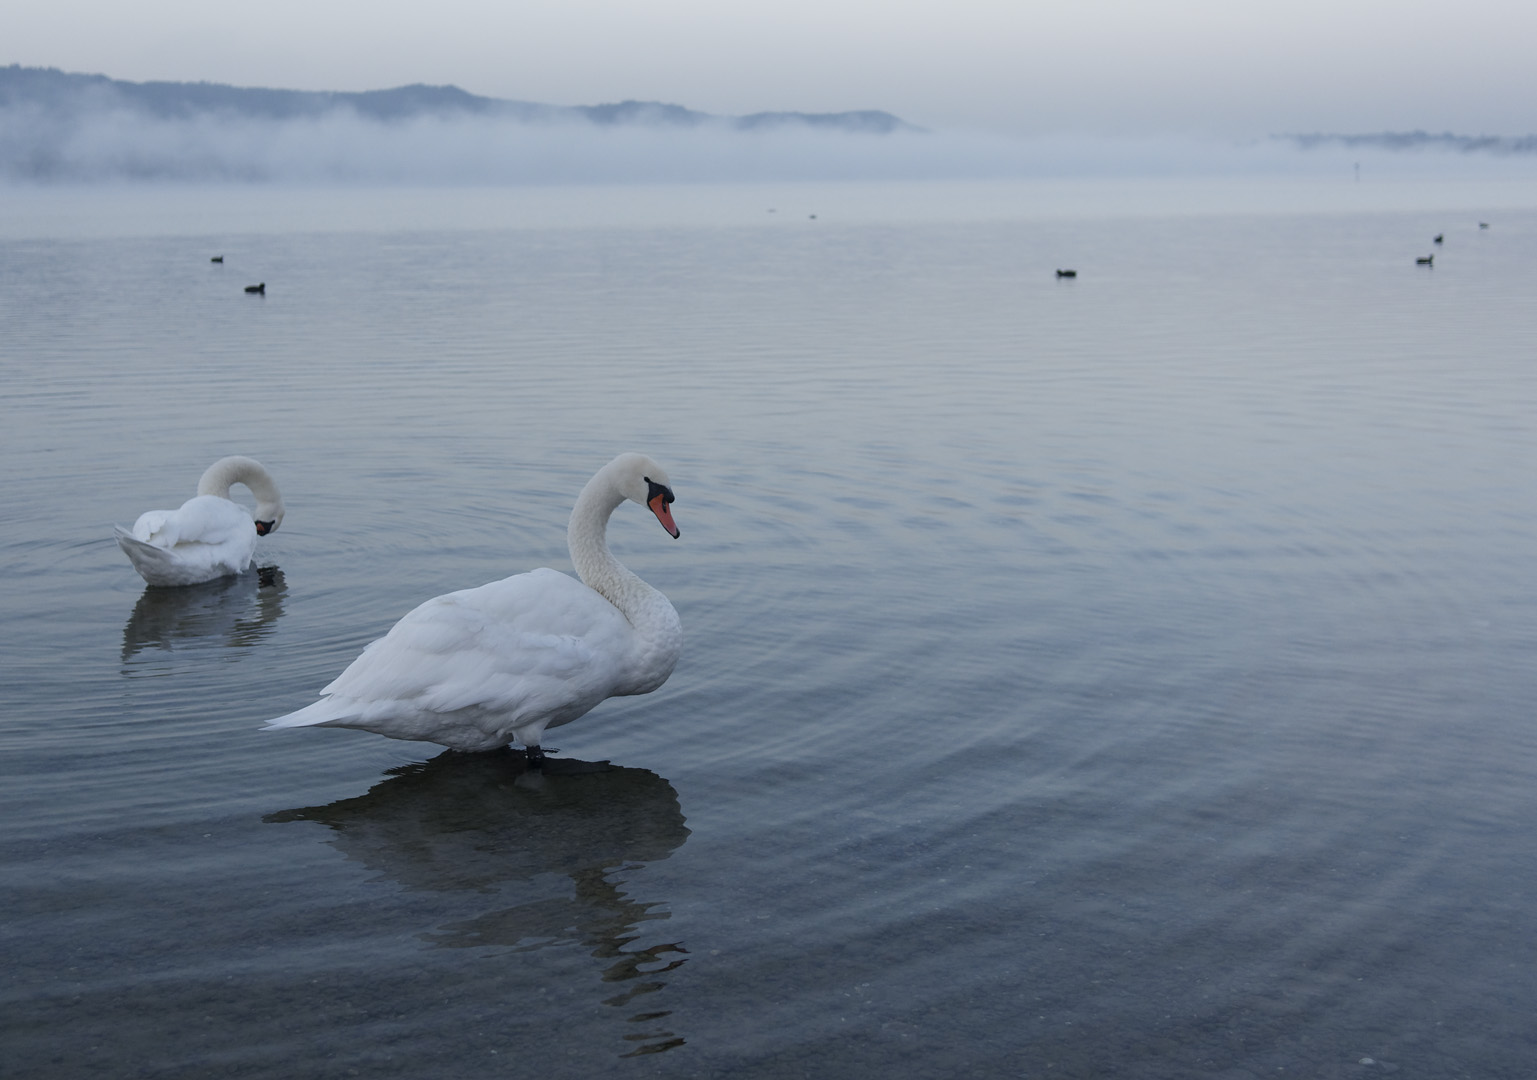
[127,509,176,543]
[267,568,637,749]
[130,495,252,549]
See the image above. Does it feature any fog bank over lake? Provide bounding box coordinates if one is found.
[6,66,1537,184]
[11,113,1537,185]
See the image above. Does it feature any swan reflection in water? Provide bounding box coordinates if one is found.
[121,565,287,663]
[266,749,691,1057]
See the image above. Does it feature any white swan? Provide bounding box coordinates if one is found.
[115,456,286,587]
[265,452,682,762]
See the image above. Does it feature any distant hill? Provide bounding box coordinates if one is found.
[0,65,919,134]
[0,64,929,182]
[1282,130,1537,155]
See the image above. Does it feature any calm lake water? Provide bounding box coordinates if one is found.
[4,177,1537,1078]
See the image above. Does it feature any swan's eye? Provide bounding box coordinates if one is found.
[645,478,674,506]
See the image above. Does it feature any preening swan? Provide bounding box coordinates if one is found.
[265,452,682,763]
[114,456,285,587]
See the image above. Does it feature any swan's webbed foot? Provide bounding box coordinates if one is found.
[523,744,557,769]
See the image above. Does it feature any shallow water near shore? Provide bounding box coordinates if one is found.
[3,177,1537,1078]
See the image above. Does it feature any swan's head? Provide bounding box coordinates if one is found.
[254,500,285,536]
[611,453,679,539]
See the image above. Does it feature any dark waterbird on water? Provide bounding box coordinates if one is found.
[1056,269,1077,278]
[1433,234,1443,244]
[1416,255,1434,266]
[245,282,265,294]
[211,255,223,263]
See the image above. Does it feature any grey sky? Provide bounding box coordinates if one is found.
[6,0,1535,137]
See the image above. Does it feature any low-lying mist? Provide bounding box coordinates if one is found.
[4,105,1536,185]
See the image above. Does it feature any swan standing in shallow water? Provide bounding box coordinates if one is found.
[266,452,682,763]
[115,456,285,587]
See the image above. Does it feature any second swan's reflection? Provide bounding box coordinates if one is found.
[121,565,287,662]
[267,750,691,1056]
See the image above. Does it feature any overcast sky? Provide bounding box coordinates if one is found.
[6,0,1536,138]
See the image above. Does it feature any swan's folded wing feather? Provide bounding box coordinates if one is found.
[130,496,252,550]
[128,509,176,544]
[167,496,254,548]
[315,569,628,717]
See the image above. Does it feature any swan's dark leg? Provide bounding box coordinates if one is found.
[525,744,545,769]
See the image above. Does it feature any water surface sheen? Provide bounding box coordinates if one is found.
[3,181,1536,1078]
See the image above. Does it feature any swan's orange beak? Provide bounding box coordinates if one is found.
[649,494,680,538]
[255,520,274,536]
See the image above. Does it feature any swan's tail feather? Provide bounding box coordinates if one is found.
[115,525,177,580]
[263,701,345,731]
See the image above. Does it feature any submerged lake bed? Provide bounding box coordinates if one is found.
[3,176,1537,1078]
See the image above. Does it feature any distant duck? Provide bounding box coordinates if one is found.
[245,283,265,294]
[1056,269,1077,278]
[1433,234,1443,244]
[1416,255,1434,266]
[1480,222,1490,229]
[211,255,224,263]
[115,456,285,587]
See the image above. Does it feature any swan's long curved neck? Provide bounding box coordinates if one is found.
[567,473,648,616]
[565,456,682,700]
[197,457,283,516]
